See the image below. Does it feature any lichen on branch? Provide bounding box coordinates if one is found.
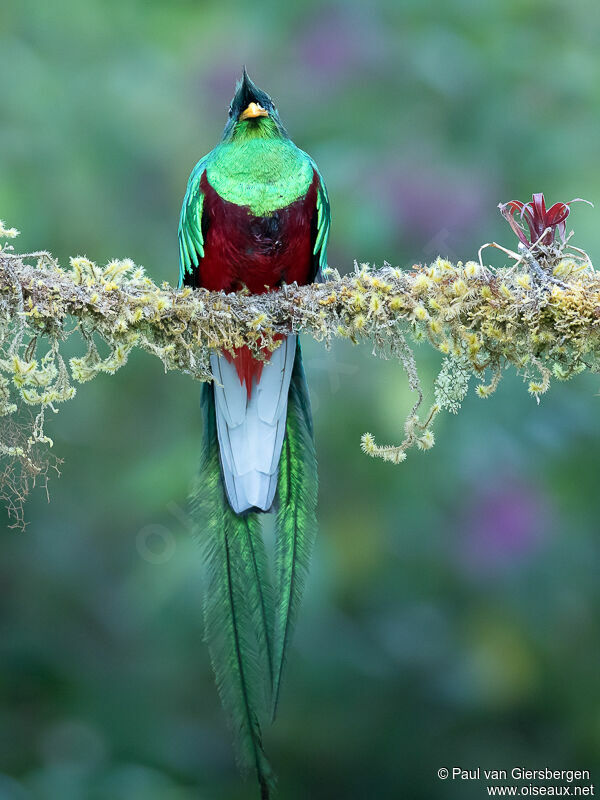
[0,217,599,524]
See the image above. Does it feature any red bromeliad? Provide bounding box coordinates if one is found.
[498,193,591,251]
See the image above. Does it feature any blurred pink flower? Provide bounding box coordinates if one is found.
[459,481,550,575]
[297,4,381,78]
[373,163,494,250]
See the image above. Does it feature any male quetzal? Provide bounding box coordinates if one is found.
[178,69,329,797]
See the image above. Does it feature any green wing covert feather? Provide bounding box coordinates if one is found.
[178,156,208,287]
[309,157,331,275]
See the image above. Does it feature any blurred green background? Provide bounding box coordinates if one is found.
[1,1,600,798]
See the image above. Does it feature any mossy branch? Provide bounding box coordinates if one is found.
[1,218,599,524]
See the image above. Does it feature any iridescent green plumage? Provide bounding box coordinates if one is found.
[207,135,314,216]
[194,384,275,797]
[272,343,318,718]
[192,347,317,795]
[177,80,329,287]
[181,70,328,798]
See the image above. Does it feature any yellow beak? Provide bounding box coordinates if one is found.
[239,102,269,121]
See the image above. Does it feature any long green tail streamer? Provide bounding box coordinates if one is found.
[193,383,275,799]
[193,343,317,796]
[272,344,318,719]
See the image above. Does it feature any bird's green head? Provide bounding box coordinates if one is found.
[221,68,287,142]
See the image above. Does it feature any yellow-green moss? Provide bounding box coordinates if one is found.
[1,221,599,524]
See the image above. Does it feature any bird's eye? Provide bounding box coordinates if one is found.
[228,106,234,118]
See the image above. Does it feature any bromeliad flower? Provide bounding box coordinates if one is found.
[498,193,592,250]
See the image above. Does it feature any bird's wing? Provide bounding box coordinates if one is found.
[309,158,331,280]
[178,155,209,287]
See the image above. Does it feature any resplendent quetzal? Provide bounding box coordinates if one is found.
[178,69,329,798]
